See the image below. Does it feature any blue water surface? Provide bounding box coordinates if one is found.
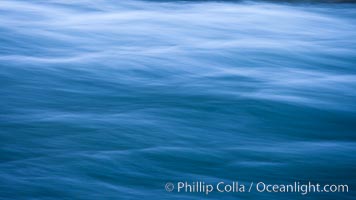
[0,0,356,199]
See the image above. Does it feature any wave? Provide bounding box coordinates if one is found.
[1,0,356,110]
[1,1,356,200]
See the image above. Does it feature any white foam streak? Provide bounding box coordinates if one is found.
[1,0,356,110]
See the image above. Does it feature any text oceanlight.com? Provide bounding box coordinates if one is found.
[164,181,349,195]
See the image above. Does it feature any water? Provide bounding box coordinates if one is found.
[1,0,356,199]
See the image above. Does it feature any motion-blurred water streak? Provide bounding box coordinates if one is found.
[0,0,356,199]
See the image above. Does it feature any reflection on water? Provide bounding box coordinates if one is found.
[0,0,356,199]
